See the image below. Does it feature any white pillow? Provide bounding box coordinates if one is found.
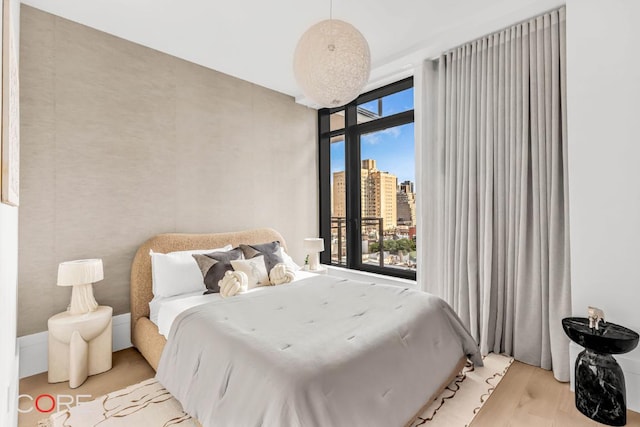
[279,247,302,271]
[230,255,270,289]
[150,245,232,298]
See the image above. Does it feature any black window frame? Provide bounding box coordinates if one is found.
[318,77,416,280]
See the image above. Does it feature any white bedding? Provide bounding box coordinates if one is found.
[149,291,203,326]
[154,270,317,337]
[156,274,481,427]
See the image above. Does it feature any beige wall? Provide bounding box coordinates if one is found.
[18,5,317,336]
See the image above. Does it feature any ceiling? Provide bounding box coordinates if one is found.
[21,0,564,107]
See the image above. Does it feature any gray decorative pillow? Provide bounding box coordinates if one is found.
[193,248,243,294]
[239,241,284,273]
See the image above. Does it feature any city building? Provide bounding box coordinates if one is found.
[399,180,414,194]
[333,159,397,231]
[397,180,416,227]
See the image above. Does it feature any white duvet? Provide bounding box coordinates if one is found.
[156,275,481,427]
[155,271,317,337]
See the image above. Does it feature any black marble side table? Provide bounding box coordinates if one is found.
[562,317,639,426]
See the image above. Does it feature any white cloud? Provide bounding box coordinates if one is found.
[362,127,401,145]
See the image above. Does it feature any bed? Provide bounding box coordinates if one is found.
[130,228,289,369]
[130,228,481,427]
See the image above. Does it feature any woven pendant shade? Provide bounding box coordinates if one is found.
[294,19,371,108]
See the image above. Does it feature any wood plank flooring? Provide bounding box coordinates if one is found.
[473,360,640,427]
[18,348,155,427]
[18,348,640,426]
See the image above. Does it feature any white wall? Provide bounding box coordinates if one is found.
[0,204,19,426]
[566,0,640,411]
[0,0,21,424]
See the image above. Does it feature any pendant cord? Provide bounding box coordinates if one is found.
[330,0,333,20]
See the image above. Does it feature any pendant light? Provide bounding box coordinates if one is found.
[293,0,371,108]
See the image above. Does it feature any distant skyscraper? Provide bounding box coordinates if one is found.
[399,180,414,194]
[333,159,397,231]
[397,180,416,226]
[333,170,346,218]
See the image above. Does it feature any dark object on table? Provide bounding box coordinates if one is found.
[562,317,639,426]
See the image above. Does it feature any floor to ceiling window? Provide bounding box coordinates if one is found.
[318,77,415,279]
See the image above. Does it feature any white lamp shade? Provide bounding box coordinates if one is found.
[303,238,325,253]
[293,19,371,108]
[57,259,104,287]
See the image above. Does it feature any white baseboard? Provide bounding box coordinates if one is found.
[18,312,132,379]
[18,332,48,379]
[569,342,640,412]
[112,312,132,353]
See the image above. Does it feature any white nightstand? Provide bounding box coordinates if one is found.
[48,306,113,388]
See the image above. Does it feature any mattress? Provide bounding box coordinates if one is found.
[156,274,481,427]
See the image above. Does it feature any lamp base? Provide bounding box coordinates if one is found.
[308,252,321,271]
[69,283,98,315]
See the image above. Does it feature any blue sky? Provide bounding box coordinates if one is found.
[359,87,414,118]
[331,88,415,185]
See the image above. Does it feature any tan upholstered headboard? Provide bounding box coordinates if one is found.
[130,228,287,342]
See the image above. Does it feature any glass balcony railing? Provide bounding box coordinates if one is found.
[330,217,417,272]
[330,217,347,266]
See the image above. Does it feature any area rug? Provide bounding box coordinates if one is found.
[40,353,512,427]
[38,378,198,427]
[410,353,514,427]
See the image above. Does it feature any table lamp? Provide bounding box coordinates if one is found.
[303,238,325,271]
[57,259,104,315]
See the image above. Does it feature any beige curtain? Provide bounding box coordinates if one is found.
[422,7,570,381]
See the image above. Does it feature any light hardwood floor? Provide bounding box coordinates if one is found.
[18,348,155,427]
[472,360,640,427]
[19,348,640,426]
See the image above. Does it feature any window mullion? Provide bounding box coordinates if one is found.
[318,110,331,264]
[355,110,414,135]
[344,101,361,270]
